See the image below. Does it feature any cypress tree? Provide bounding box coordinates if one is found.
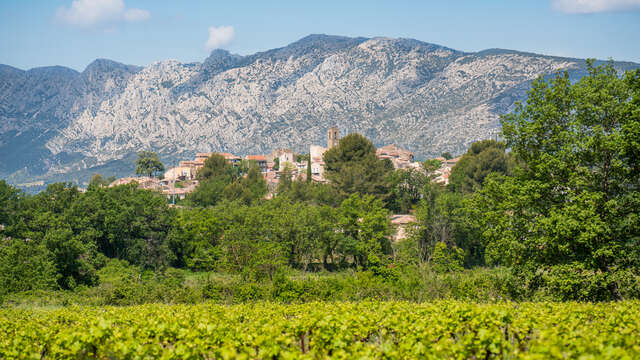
[306,154,312,183]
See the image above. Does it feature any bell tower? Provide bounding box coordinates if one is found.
[327,126,339,149]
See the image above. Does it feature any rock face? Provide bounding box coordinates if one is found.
[1,34,638,187]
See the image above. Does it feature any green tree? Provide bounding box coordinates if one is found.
[337,194,391,268]
[238,163,268,203]
[431,241,464,273]
[387,168,428,213]
[477,62,640,300]
[88,174,115,188]
[189,154,239,207]
[441,152,453,160]
[0,180,20,230]
[323,133,394,201]
[306,154,312,183]
[447,140,513,194]
[135,151,165,178]
[0,238,58,295]
[197,153,235,182]
[277,163,293,194]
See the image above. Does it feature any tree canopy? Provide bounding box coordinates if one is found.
[135,151,165,178]
[447,140,513,194]
[323,133,394,201]
[475,62,640,300]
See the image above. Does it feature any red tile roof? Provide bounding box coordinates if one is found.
[246,155,267,161]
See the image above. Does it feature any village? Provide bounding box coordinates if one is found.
[106,127,461,241]
[108,127,460,202]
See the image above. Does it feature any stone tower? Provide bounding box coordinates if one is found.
[327,126,339,149]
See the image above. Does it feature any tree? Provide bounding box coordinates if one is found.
[0,180,20,230]
[135,151,165,178]
[277,163,293,194]
[0,238,58,295]
[189,154,239,207]
[323,133,394,201]
[336,194,391,268]
[306,154,312,183]
[386,168,428,213]
[88,174,115,188]
[441,152,453,160]
[197,153,235,182]
[477,62,640,300]
[447,140,513,194]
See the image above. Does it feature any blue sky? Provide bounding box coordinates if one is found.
[1,0,639,71]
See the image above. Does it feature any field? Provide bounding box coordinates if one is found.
[1,301,639,359]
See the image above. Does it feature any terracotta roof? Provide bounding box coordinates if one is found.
[224,154,241,160]
[195,152,212,158]
[445,157,461,165]
[246,155,267,161]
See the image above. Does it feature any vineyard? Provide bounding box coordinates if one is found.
[1,301,639,359]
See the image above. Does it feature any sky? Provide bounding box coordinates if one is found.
[1,0,639,71]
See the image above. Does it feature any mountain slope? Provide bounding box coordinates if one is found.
[1,34,638,187]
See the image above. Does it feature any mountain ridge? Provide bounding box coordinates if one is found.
[1,34,638,189]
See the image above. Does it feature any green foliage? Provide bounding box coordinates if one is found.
[3,301,640,358]
[0,180,20,230]
[187,178,228,206]
[276,163,293,195]
[196,153,235,182]
[135,151,164,178]
[306,154,312,183]
[88,174,115,188]
[0,238,58,295]
[283,179,342,207]
[447,140,513,194]
[337,194,391,268]
[225,163,267,204]
[432,242,464,273]
[476,61,640,300]
[441,152,453,160]
[386,168,428,213]
[190,156,266,207]
[323,133,394,201]
[168,208,222,271]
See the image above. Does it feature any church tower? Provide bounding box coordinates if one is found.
[327,126,339,149]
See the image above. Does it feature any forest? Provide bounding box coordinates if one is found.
[1,62,639,305]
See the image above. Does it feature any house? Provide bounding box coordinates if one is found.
[433,156,461,185]
[245,155,268,172]
[390,214,417,242]
[310,144,327,180]
[216,152,242,166]
[270,149,296,164]
[376,144,414,169]
[164,166,196,181]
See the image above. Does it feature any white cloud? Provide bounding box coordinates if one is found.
[56,0,150,28]
[552,0,640,13]
[205,26,235,50]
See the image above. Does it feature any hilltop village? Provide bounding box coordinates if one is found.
[108,127,460,201]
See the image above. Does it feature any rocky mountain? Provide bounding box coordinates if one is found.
[1,34,638,188]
